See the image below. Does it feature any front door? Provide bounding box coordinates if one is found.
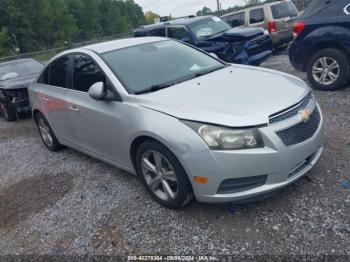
[66,53,125,165]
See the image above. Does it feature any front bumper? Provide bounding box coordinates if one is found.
[181,103,324,203]
[0,88,30,113]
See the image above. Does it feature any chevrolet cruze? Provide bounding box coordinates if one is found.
[29,37,323,209]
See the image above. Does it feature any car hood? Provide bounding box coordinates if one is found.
[136,65,310,127]
[0,74,38,90]
[208,27,264,42]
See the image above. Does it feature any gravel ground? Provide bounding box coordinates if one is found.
[0,54,349,260]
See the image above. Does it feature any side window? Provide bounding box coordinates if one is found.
[38,66,49,84]
[229,13,245,27]
[73,54,106,93]
[250,8,264,24]
[150,28,166,37]
[49,56,70,88]
[167,27,192,43]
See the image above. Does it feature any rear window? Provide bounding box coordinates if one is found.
[250,9,264,24]
[271,1,298,19]
[224,12,245,27]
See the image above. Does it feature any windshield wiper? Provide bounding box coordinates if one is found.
[134,66,227,95]
[205,29,229,38]
[194,65,227,78]
[134,83,174,95]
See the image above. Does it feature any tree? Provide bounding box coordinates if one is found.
[0,29,11,56]
[0,0,147,55]
[244,0,261,7]
[196,7,213,16]
[145,11,160,24]
[42,0,78,47]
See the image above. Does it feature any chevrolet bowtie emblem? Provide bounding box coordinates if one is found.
[299,109,311,123]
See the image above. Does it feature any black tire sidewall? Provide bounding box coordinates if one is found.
[135,140,193,209]
[307,48,350,91]
[35,112,62,151]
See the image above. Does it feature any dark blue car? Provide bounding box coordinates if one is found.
[134,16,273,66]
[289,0,350,91]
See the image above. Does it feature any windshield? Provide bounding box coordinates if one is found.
[189,17,231,38]
[102,40,225,94]
[271,1,298,19]
[0,59,43,81]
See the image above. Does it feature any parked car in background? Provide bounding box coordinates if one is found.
[29,37,323,209]
[134,16,273,66]
[0,59,43,121]
[221,0,298,50]
[289,0,350,91]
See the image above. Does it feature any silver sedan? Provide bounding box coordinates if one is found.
[29,37,323,208]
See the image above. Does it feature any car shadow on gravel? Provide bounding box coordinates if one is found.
[0,117,37,142]
[0,172,73,230]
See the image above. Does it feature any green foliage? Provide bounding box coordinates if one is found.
[145,11,160,25]
[0,0,146,55]
[196,7,213,16]
[197,0,313,17]
[0,29,11,57]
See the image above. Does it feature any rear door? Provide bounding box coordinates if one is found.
[37,55,76,143]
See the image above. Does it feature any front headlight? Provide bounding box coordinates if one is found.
[182,121,264,150]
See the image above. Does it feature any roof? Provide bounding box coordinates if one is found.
[134,15,214,32]
[221,0,290,17]
[82,37,166,54]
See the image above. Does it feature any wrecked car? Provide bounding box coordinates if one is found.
[0,58,43,121]
[134,15,273,66]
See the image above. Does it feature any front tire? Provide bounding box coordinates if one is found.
[1,103,17,122]
[135,140,193,209]
[307,48,350,91]
[34,112,63,151]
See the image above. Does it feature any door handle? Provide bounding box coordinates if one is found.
[69,105,80,112]
[42,97,49,102]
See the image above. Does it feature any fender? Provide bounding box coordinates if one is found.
[302,25,350,52]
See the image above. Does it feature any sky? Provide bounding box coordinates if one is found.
[134,0,246,17]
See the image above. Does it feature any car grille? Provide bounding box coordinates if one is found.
[276,107,321,146]
[269,93,313,124]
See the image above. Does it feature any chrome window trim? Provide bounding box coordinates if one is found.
[344,3,350,15]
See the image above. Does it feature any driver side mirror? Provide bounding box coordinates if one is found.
[88,81,123,102]
[88,82,106,101]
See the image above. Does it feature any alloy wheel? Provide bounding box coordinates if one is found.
[312,57,340,85]
[141,150,178,201]
[38,118,53,147]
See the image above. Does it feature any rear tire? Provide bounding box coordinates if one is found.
[1,103,17,122]
[135,140,193,209]
[34,112,63,151]
[307,48,350,91]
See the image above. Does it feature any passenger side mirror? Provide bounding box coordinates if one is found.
[88,82,106,101]
[209,53,219,59]
[181,37,192,44]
